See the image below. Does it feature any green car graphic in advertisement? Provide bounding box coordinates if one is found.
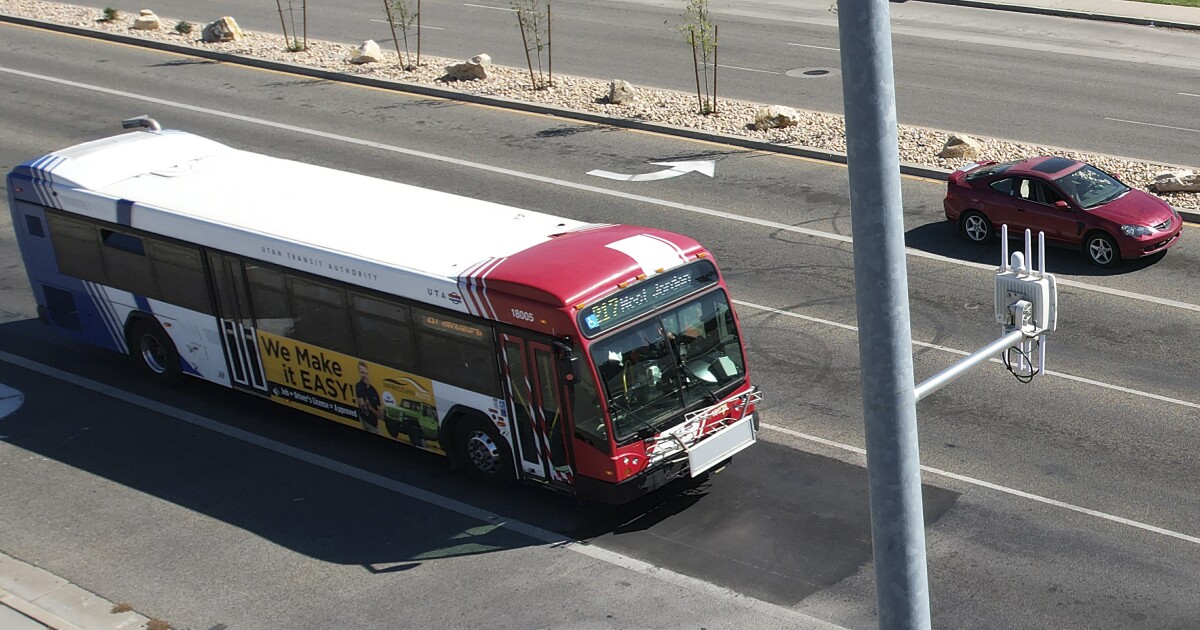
[381,377,440,451]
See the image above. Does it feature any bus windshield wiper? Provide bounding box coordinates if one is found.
[607,398,660,441]
[681,365,719,405]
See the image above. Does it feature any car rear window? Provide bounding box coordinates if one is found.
[965,161,1018,181]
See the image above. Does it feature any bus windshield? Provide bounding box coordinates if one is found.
[590,290,746,442]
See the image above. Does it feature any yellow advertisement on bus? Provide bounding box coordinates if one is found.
[256,331,443,453]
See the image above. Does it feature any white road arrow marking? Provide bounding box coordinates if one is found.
[0,383,24,421]
[587,160,716,182]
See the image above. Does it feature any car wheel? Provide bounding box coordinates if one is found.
[959,210,993,244]
[1084,232,1120,267]
[456,416,515,488]
[128,318,181,385]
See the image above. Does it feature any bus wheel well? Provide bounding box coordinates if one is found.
[124,314,181,385]
[123,311,159,347]
[440,406,490,468]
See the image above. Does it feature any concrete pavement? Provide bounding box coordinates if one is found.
[2,0,1199,627]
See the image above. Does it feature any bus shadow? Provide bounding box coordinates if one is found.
[0,320,959,607]
[0,319,541,571]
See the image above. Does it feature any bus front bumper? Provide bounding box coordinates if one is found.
[574,410,761,505]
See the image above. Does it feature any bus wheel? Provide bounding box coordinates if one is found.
[128,318,181,385]
[457,417,515,488]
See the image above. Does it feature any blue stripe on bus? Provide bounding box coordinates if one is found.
[84,282,125,351]
[117,199,134,227]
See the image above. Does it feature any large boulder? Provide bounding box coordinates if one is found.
[133,9,160,30]
[443,54,491,81]
[1148,169,1200,193]
[349,40,382,64]
[938,134,983,160]
[608,80,637,104]
[753,105,799,131]
[202,16,243,43]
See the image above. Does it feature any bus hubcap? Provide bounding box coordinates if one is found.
[466,430,500,475]
[139,334,167,374]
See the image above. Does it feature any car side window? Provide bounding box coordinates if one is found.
[1039,182,1065,205]
[1016,179,1057,205]
[1016,178,1036,202]
[990,178,1015,196]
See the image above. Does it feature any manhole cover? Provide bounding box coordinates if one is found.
[785,67,840,79]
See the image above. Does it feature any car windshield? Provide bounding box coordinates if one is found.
[1054,165,1129,209]
[589,290,746,442]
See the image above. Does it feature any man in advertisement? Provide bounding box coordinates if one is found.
[355,361,382,434]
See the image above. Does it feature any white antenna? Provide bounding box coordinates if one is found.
[914,223,1059,400]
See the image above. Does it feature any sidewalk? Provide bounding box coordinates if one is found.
[0,552,150,630]
[913,0,1200,30]
[2,0,1199,628]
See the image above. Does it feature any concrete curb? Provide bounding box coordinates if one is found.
[0,552,150,630]
[907,0,1200,30]
[3,10,1198,229]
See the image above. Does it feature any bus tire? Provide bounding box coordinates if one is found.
[456,416,515,488]
[127,318,182,386]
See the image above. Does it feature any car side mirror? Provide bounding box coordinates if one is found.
[1054,200,1071,211]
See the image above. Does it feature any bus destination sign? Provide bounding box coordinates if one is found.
[579,260,717,337]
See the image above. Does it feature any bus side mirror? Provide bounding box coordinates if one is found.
[553,338,577,385]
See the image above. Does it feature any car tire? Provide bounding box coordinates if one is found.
[959,210,993,244]
[128,318,182,385]
[1084,231,1120,267]
[456,416,516,488]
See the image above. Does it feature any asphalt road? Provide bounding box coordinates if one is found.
[42,0,1200,168]
[2,22,1200,630]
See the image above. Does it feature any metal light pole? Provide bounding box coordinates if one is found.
[835,0,931,627]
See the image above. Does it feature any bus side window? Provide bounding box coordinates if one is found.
[349,293,417,372]
[45,213,107,285]
[414,309,500,396]
[286,275,355,355]
[570,366,609,454]
[146,240,210,314]
[98,229,155,297]
[244,264,294,336]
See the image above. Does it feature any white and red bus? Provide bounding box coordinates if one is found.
[7,119,761,503]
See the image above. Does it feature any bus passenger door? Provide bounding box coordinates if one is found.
[500,334,573,489]
[207,252,268,394]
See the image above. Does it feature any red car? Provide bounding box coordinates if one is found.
[944,156,1182,266]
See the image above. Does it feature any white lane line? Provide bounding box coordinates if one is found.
[1179,92,1200,98]
[734,299,1200,412]
[716,64,781,75]
[1105,117,1200,135]
[2,65,1197,315]
[368,18,444,29]
[763,423,1200,546]
[0,351,837,629]
[463,3,516,11]
[11,347,1193,550]
[787,43,840,51]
